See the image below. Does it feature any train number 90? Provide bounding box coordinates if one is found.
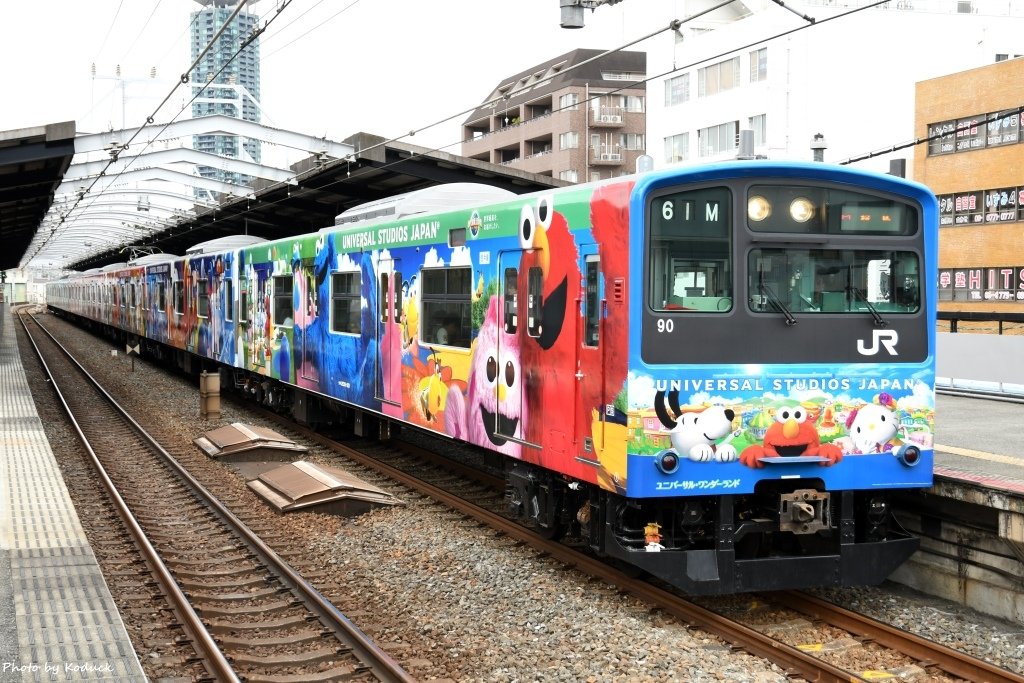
[655,318,674,333]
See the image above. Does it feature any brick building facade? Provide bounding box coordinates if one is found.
[915,57,1024,314]
[461,49,646,183]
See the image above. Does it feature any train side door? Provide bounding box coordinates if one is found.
[495,252,533,447]
[374,261,403,411]
[576,246,604,460]
[297,257,319,383]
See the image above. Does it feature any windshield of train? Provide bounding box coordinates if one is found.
[648,184,921,315]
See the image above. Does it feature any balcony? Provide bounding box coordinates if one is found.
[590,107,625,127]
[590,146,623,165]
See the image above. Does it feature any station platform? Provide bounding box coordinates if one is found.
[0,304,146,682]
[933,392,1024,496]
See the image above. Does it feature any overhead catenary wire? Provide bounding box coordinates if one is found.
[32,0,296,263]
[837,105,1024,166]
[59,0,911,267]
[116,0,903,256]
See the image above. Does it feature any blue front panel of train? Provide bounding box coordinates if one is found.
[624,161,937,498]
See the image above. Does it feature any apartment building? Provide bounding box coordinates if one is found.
[643,0,1024,173]
[461,49,646,183]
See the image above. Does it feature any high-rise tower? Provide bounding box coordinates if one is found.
[190,0,261,194]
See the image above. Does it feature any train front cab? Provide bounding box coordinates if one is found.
[604,162,936,594]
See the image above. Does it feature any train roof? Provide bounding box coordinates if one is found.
[128,253,179,266]
[186,235,267,255]
[333,183,516,229]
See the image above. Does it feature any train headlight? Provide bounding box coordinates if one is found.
[789,197,815,223]
[895,444,921,467]
[655,449,680,475]
[748,195,771,222]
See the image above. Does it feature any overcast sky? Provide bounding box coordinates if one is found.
[1,0,675,155]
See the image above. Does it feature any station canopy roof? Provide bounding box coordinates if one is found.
[6,116,565,273]
[0,122,76,271]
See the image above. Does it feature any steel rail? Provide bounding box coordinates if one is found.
[24,313,415,683]
[280,420,867,683]
[18,312,240,683]
[775,590,1024,683]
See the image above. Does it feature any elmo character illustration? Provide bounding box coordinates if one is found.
[740,405,842,468]
[518,195,580,470]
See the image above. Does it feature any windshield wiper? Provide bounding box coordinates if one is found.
[759,282,797,326]
[848,285,888,327]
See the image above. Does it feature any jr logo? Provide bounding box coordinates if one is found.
[857,329,899,356]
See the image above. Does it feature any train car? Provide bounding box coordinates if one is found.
[48,160,936,595]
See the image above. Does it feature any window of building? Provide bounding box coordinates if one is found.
[698,57,741,97]
[559,131,579,149]
[331,272,361,334]
[664,74,690,106]
[558,93,579,111]
[559,169,578,183]
[749,114,767,147]
[619,133,645,150]
[664,133,689,163]
[422,267,471,348]
[927,120,956,155]
[590,171,602,182]
[624,95,645,112]
[749,48,767,82]
[273,275,293,326]
[698,121,739,157]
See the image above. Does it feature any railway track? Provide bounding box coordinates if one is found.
[23,309,1024,681]
[19,311,413,683]
[264,415,1024,683]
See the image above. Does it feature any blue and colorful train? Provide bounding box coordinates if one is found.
[48,160,937,594]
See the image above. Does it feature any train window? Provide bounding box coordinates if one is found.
[223,280,232,321]
[157,282,166,312]
[331,272,361,334]
[648,186,733,313]
[747,185,918,235]
[238,281,249,324]
[503,267,518,334]
[748,248,920,315]
[449,227,467,248]
[273,275,293,326]
[527,267,543,337]
[378,273,390,323]
[141,283,148,311]
[421,266,471,348]
[393,271,403,323]
[583,256,600,347]
[173,281,184,315]
[198,279,210,318]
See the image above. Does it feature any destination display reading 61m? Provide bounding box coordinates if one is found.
[650,186,730,240]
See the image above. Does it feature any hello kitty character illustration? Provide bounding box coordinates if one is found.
[844,393,903,454]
